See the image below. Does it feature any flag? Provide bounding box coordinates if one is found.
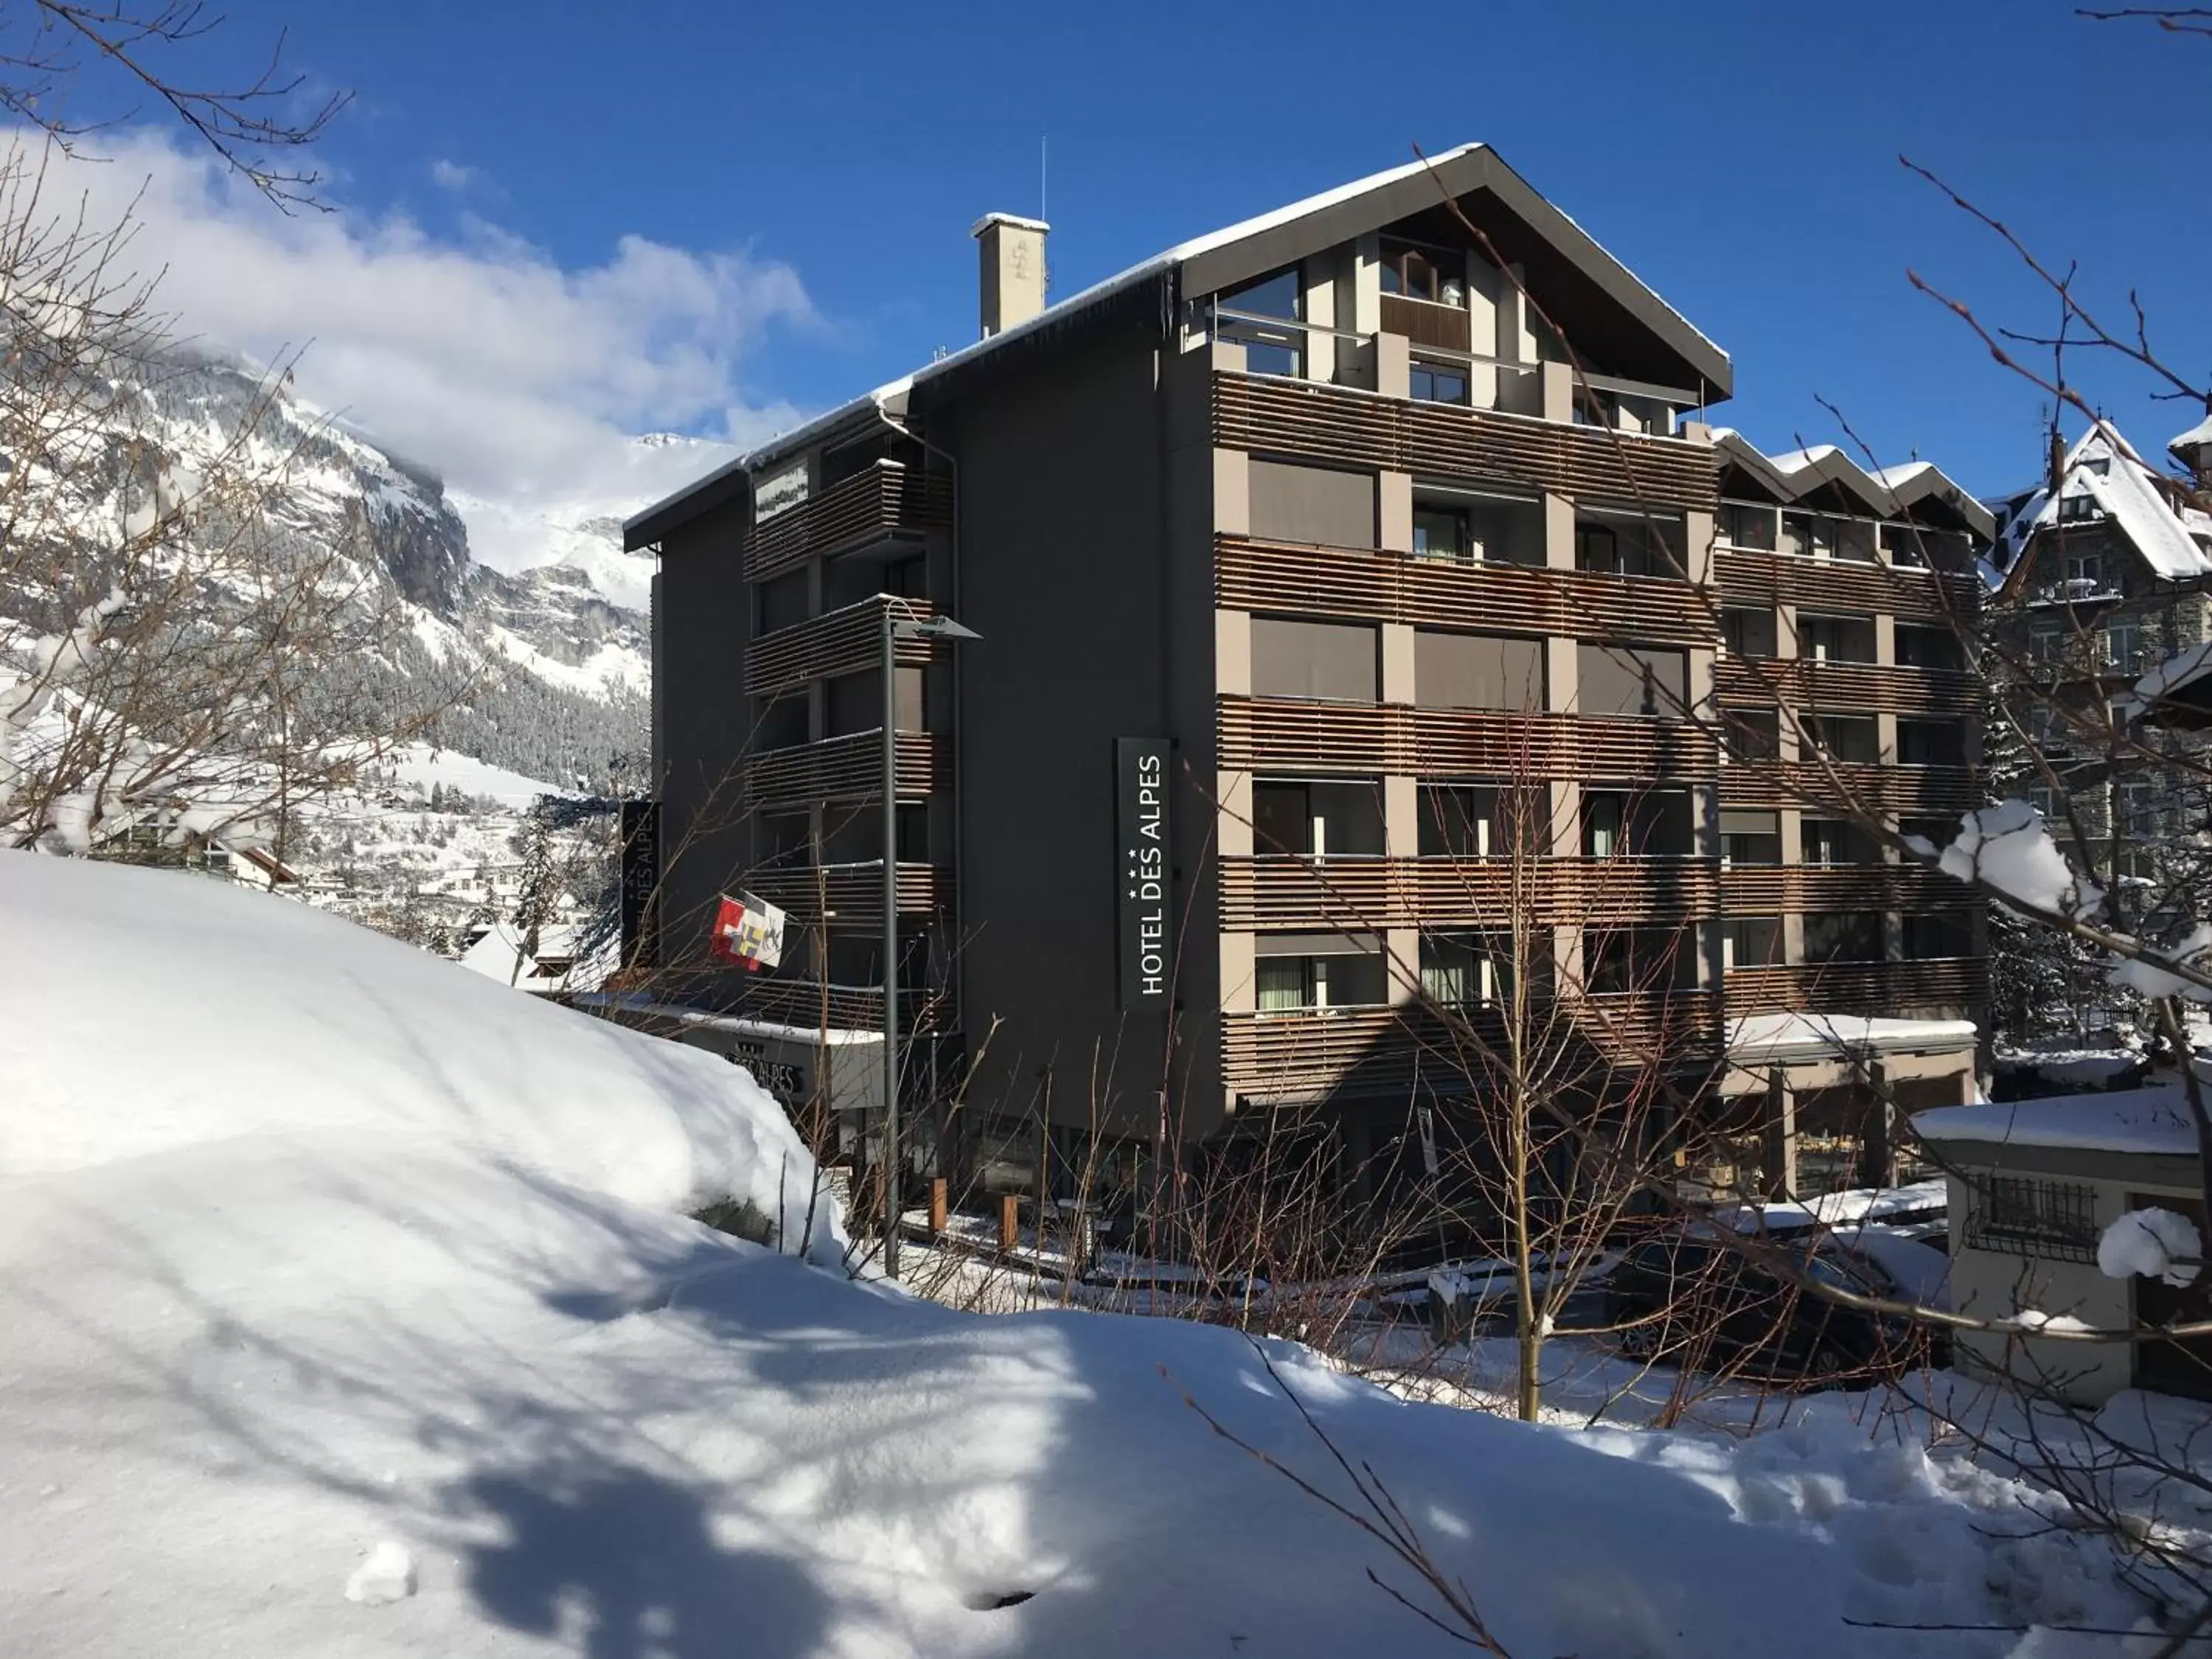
[709,891,785,972]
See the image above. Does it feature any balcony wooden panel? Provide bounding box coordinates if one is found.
[1714,656,1979,716]
[748,861,948,928]
[742,730,942,807]
[1724,958,1988,1017]
[1220,855,1717,930]
[1719,863,1975,917]
[1214,372,1717,512]
[1219,697,1720,784]
[1714,546,1979,624]
[1217,536,1711,648]
[1222,992,1719,1098]
[742,462,950,583]
[1717,759,1979,816]
[745,597,936,698]
[1380,294,1472,354]
[731,977,885,1032]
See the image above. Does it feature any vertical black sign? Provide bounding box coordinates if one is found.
[1116,738,1172,1009]
[620,798,661,970]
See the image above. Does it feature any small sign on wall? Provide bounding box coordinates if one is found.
[753,458,809,523]
[1116,737,1172,1009]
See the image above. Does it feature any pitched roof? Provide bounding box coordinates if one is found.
[1709,429,1995,538]
[1988,419,2212,589]
[626,145,1733,549]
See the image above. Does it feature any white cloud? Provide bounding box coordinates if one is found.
[428,158,477,193]
[12,129,812,566]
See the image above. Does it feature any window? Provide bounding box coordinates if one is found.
[1897,717,1966,767]
[1574,521,1618,573]
[1576,510,1682,577]
[1895,623,1964,671]
[1584,793,1624,859]
[1719,810,1781,866]
[1582,790,1692,857]
[1420,933,1516,1009]
[1781,512,1815,557]
[1577,643,1688,719]
[1378,239,1465,306]
[1413,506,1472,563]
[827,666,922,735]
[2058,492,2101,526]
[1804,911,1883,963]
[1803,818,1879,866]
[1724,707,1779,760]
[1582,926,1691,993]
[1722,502,1778,552]
[1251,780,1385,858]
[2062,550,2105,588]
[757,569,811,634]
[1802,712,1878,764]
[1722,917,1782,970]
[1964,1176,2099,1262]
[1902,911,1974,960]
[1800,613,1877,664]
[1221,267,1301,376]
[1409,360,1470,405]
[1251,618,1380,702]
[2106,616,2145,669]
[2117,778,2163,838]
[1414,630,1545,710]
[1722,608,1778,659]
[1256,957,1312,1014]
[1419,785,1538,858]
[1882,524,1929,568]
[1835,520,1877,563]
[1255,948,1387,1012]
[1807,517,1840,560]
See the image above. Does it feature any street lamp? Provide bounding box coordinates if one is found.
[880,597,978,1279]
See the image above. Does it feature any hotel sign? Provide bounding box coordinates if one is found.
[753,458,809,523]
[1116,737,1172,1009]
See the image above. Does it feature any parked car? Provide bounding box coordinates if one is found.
[1606,1226,1933,1385]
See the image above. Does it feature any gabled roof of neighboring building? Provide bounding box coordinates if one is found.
[1710,431,1996,538]
[626,145,1734,549]
[2171,408,2212,462]
[1987,419,2212,591]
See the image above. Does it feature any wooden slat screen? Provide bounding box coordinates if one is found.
[748,861,949,927]
[1218,696,1721,785]
[742,730,942,807]
[1217,536,1712,648]
[1719,863,1975,917]
[1722,958,1988,1015]
[1214,372,1718,511]
[1380,294,1473,354]
[742,464,951,583]
[745,597,936,698]
[1219,855,1719,930]
[1713,657,1980,716]
[1717,759,1979,816]
[1714,547,1980,624]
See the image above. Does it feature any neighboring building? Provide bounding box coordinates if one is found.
[1916,1089,2210,1404]
[628,145,1990,1213]
[459,920,599,994]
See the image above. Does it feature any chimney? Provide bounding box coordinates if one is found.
[972,213,1049,339]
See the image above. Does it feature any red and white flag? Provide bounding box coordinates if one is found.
[709,891,785,972]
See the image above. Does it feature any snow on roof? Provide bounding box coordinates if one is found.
[1725,1012,1978,1063]
[629,144,1731,541]
[1712,430,1994,538]
[2171,409,2212,458]
[1991,420,2212,583]
[1913,1085,2201,1158]
[2135,639,2212,703]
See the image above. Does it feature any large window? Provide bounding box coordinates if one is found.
[1413,490,1543,566]
[1378,239,1465,306]
[1723,707,1779,760]
[1575,509,1683,577]
[1722,608,1778,659]
[1419,784,1540,858]
[1902,911,1975,960]
[1221,267,1302,377]
[1251,780,1385,858]
[1582,790,1693,857]
[1804,911,1883,963]
[1420,933,1517,1009]
[1251,617,1380,702]
[1722,917,1783,970]
[1898,717,1966,767]
[1254,947,1388,1013]
[1895,622,1964,670]
[1409,359,1470,405]
[1800,613,1877,664]
[1802,712,1879,764]
[1719,810,1781,866]
[1722,501,1778,552]
[1582,926,1692,994]
[1413,505,1472,563]
[1803,818,1879,866]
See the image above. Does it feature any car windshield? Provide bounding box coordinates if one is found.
[1800,1247,1878,1293]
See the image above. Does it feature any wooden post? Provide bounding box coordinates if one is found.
[998,1192,1020,1254]
[928,1177,948,1237]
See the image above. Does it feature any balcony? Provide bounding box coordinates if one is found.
[1723,957,1989,1017]
[1719,863,1972,917]
[1714,656,1980,716]
[742,729,943,808]
[1220,854,1718,931]
[1219,697,1720,784]
[1716,758,1978,817]
[1213,372,1717,513]
[742,460,951,583]
[1714,544,1979,624]
[1216,536,1711,649]
[726,976,954,1037]
[747,860,949,929]
[745,596,938,698]
[1221,992,1719,1099]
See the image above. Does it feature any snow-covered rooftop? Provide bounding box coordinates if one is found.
[2170,409,2212,459]
[1709,430,1994,540]
[1989,420,2212,585]
[1913,1086,2202,1158]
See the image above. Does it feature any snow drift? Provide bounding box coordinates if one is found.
[0,855,2160,1656]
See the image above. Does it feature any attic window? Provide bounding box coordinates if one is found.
[1378,239,1465,307]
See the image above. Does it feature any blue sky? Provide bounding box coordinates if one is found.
[100,0,2212,504]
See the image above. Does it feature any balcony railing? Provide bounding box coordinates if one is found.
[725,977,955,1037]
[1717,758,1979,816]
[1219,697,1720,784]
[1722,957,1989,1016]
[742,729,943,807]
[1220,854,1719,930]
[747,860,949,928]
[745,596,938,698]
[1714,656,1980,716]
[1714,545,1979,624]
[1214,372,1717,512]
[1221,991,1719,1099]
[1719,863,1974,917]
[742,460,951,583]
[1217,536,1711,650]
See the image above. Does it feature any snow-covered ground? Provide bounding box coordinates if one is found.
[0,852,2199,1656]
[375,742,572,811]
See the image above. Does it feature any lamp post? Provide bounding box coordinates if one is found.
[879,597,978,1279]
